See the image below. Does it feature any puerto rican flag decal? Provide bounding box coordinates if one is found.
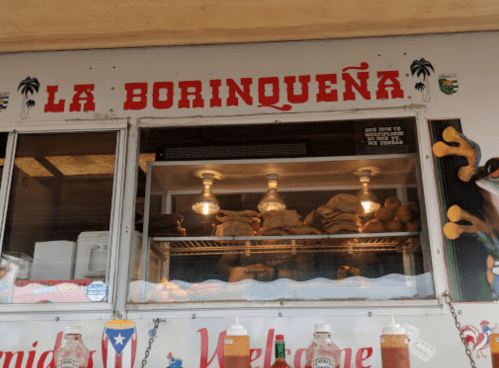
[102,320,137,368]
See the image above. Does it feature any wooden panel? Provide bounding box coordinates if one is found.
[2,0,499,52]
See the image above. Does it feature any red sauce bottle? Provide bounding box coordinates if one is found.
[224,317,250,368]
[271,335,291,368]
[380,316,410,368]
[490,323,499,368]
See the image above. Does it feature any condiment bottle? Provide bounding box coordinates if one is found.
[271,334,291,368]
[54,326,90,368]
[224,317,250,368]
[305,324,340,368]
[490,323,499,368]
[380,316,410,368]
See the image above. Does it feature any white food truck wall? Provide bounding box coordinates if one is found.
[0,32,498,368]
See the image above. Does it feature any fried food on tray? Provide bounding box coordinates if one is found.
[329,212,360,222]
[323,221,360,234]
[406,220,421,232]
[215,220,256,237]
[316,205,341,218]
[375,207,395,223]
[326,194,364,214]
[305,194,363,235]
[362,219,386,233]
[385,218,404,232]
[262,210,302,231]
[395,205,414,223]
[214,209,260,237]
[407,202,421,217]
[370,196,421,233]
[384,196,402,210]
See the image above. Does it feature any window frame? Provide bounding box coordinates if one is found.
[0,119,128,318]
[127,107,447,312]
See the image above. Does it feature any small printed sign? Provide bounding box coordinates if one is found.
[355,120,414,155]
[0,92,9,112]
[86,280,108,302]
[438,74,458,95]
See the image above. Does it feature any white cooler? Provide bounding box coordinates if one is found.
[74,231,111,279]
[31,240,76,280]
[74,231,145,280]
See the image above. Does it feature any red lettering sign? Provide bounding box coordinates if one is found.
[227,78,253,107]
[42,63,405,115]
[316,74,338,102]
[209,80,222,108]
[44,86,65,113]
[69,84,95,112]
[343,72,371,101]
[26,342,38,368]
[178,81,204,109]
[258,77,291,111]
[124,83,148,110]
[197,328,225,368]
[284,75,310,104]
[152,82,174,110]
[339,348,353,368]
[3,351,24,368]
[376,71,404,100]
[263,329,275,368]
[355,347,373,368]
[293,348,306,368]
[250,349,262,368]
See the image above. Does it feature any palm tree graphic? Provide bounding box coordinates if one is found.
[410,59,434,102]
[18,77,40,119]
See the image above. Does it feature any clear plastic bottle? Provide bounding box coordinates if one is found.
[490,323,499,368]
[380,316,410,368]
[224,317,250,368]
[271,334,291,368]
[54,326,90,368]
[305,324,340,368]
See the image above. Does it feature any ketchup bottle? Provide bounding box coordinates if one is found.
[380,316,410,368]
[224,317,250,368]
[54,326,90,368]
[305,324,340,368]
[490,323,499,368]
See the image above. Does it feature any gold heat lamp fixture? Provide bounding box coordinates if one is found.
[258,174,287,213]
[192,172,220,215]
[356,167,381,215]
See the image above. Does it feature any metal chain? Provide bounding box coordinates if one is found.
[442,291,477,368]
[141,318,161,368]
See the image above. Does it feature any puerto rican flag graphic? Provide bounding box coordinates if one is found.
[102,323,137,368]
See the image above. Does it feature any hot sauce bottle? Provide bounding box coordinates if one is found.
[380,316,410,368]
[490,323,499,368]
[54,326,90,368]
[305,324,340,368]
[271,334,291,368]
[224,317,250,368]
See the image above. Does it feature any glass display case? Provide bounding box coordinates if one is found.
[128,118,434,303]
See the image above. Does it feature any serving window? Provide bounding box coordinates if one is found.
[129,118,435,303]
[0,131,123,304]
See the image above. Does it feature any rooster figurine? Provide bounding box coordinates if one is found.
[461,320,492,358]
